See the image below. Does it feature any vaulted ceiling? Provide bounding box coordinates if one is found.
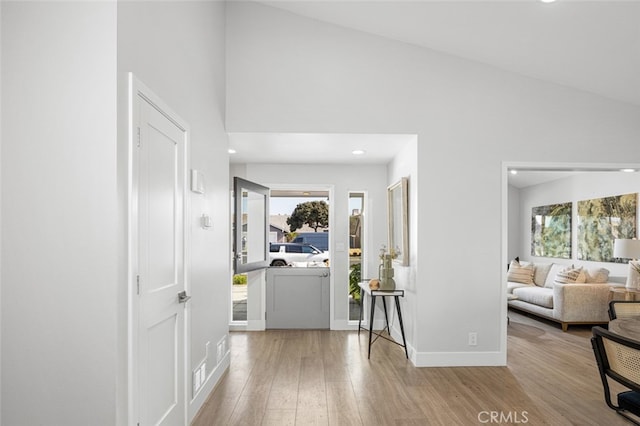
[230,1,640,185]
[260,0,640,106]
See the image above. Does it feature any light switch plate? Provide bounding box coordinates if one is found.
[201,214,212,229]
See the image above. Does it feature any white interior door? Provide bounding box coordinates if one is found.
[132,76,189,426]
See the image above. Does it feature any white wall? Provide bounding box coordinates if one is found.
[515,172,640,278]
[1,2,118,424]
[235,162,388,329]
[387,137,418,359]
[226,2,640,366]
[117,1,229,422]
[508,185,522,262]
[2,1,230,424]
[0,3,4,421]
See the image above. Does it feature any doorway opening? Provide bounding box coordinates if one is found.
[231,188,331,323]
[503,163,640,361]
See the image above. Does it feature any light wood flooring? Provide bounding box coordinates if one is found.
[192,311,632,425]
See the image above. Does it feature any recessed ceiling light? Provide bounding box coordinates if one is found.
[228,149,236,154]
[620,168,636,173]
[540,0,557,3]
[352,149,366,155]
[510,170,518,175]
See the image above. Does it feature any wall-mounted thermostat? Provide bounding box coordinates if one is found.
[191,169,205,194]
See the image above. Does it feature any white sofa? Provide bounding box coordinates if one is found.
[507,261,623,331]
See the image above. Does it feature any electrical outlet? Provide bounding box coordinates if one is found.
[193,369,201,395]
[193,361,207,396]
[468,332,478,346]
[215,335,227,365]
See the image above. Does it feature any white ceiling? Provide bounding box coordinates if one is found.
[508,170,582,188]
[228,132,415,164]
[261,0,640,106]
[508,168,640,188]
[230,1,640,180]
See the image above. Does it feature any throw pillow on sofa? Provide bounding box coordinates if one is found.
[507,260,535,285]
[544,264,566,288]
[584,267,610,283]
[554,266,586,284]
[533,263,553,287]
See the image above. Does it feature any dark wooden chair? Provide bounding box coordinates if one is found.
[591,326,640,425]
[609,300,640,320]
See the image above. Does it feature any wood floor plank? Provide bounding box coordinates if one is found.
[407,385,468,425]
[262,408,296,426]
[294,408,329,426]
[266,333,302,410]
[266,382,300,410]
[190,396,237,426]
[193,311,633,425]
[225,394,269,426]
[325,382,362,425]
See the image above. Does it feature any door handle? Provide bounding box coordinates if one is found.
[178,290,191,304]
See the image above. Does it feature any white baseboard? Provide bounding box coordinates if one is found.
[229,323,247,332]
[246,319,265,331]
[188,350,230,422]
[384,324,506,367]
[413,350,506,367]
[330,319,360,330]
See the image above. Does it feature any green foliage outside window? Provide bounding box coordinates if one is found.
[232,274,247,285]
[287,201,329,232]
[349,263,361,303]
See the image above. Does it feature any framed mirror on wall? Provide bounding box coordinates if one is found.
[388,177,409,266]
